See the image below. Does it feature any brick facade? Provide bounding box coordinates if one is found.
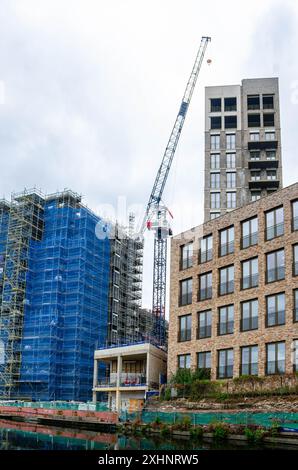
[168,183,298,380]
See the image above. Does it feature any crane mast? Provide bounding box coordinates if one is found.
[142,36,211,346]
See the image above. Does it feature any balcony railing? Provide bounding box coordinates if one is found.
[219,242,234,257]
[241,316,258,331]
[240,363,258,376]
[178,330,192,342]
[197,325,212,339]
[266,267,285,283]
[266,310,285,327]
[198,287,212,301]
[180,258,193,270]
[266,360,285,375]
[219,280,234,296]
[241,232,258,249]
[120,373,147,387]
[199,249,213,264]
[179,293,192,307]
[217,321,234,336]
[266,222,284,240]
[97,378,117,387]
[241,274,259,290]
[217,365,233,379]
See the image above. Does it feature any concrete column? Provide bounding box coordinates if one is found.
[92,358,98,403]
[116,355,122,412]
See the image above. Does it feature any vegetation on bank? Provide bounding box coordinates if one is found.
[117,416,283,443]
[159,369,298,402]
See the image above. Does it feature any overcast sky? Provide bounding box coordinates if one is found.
[0,0,297,310]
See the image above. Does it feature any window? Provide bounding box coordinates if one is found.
[197,351,211,377]
[251,171,261,181]
[218,305,234,335]
[197,310,212,339]
[180,242,193,270]
[210,173,220,189]
[266,150,276,160]
[225,115,237,129]
[210,98,221,112]
[263,94,274,109]
[227,172,236,189]
[248,113,261,127]
[178,354,191,369]
[241,345,258,376]
[219,226,234,256]
[210,212,220,220]
[293,245,298,276]
[251,191,261,201]
[226,153,236,169]
[178,314,192,342]
[241,216,258,249]
[250,151,260,161]
[294,289,298,322]
[250,132,260,141]
[198,272,212,301]
[265,131,275,141]
[241,299,258,331]
[224,97,237,111]
[241,257,258,289]
[266,293,285,327]
[210,134,220,150]
[210,192,220,209]
[247,95,260,110]
[227,192,236,209]
[179,278,192,306]
[199,234,213,263]
[265,206,284,240]
[218,349,233,378]
[210,153,220,170]
[293,340,298,373]
[226,134,235,150]
[263,113,275,127]
[219,265,234,295]
[211,116,222,130]
[292,200,298,231]
[267,170,276,180]
[266,342,285,375]
[266,249,285,283]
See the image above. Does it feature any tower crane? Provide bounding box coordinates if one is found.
[140,36,211,347]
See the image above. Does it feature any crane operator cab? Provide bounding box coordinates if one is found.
[146,205,173,240]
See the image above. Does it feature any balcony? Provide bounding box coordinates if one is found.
[266,222,284,240]
[241,232,258,249]
[266,267,285,283]
[178,330,192,342]
[217,321,234,336]
[248,140,278,150]
[248,159,279,170]
[249,179,279,190]
[219,242,234,257]
[199,249,213,264]
[241,316,258,331]
[219,281,234,296]
[120,373,147,387]
[217,365,233,379]
[266,310,285,327]
[241,274,259,290]
[198,287,212,301]
[197,325,212,339]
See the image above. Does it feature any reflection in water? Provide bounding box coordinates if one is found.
[0,419,293,451]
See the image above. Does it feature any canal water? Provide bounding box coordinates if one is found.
[0,419,294,450]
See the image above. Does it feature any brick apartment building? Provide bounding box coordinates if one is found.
[168,183,298,381]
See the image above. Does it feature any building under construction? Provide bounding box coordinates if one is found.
[0,188,143,401]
